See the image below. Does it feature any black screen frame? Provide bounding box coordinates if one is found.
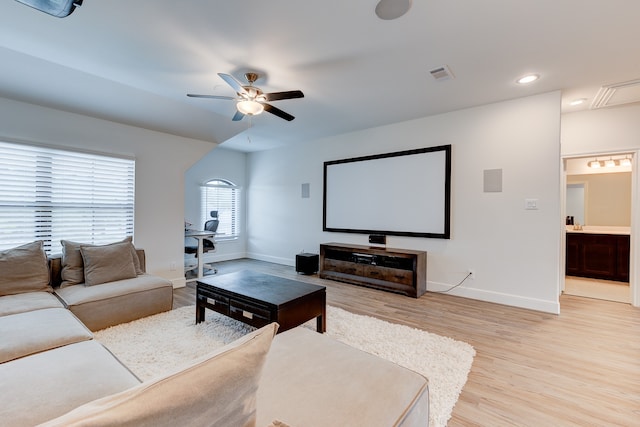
[323,145,451,239]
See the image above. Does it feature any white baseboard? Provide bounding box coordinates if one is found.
[245,252,294,266]
[427,281,560,314]
[170,276,187,289]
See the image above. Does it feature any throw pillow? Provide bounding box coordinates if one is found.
[60,237,142,287]
[39,323,279,427]
[80,242,138,286]
[0,241,51,296]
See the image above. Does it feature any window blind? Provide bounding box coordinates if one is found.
[0,141,135,255]
[200,180,240,240]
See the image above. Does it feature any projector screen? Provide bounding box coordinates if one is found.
[323,145,451,239]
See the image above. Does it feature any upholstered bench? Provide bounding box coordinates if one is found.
[257,327,429,426]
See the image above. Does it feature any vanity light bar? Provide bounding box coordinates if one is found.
[588,160,603,168]
[587,156,632,168]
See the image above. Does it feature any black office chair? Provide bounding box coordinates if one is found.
[185,219,219,256]
[202,218,219,251]
[185,212,219,275]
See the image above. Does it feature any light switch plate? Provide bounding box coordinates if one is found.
[525,198,539,210]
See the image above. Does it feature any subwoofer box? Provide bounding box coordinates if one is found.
[296,253,319,275]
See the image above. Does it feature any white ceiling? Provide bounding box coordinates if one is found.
[1,0,639,152]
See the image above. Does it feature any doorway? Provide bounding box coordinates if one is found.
[562,153,634,303]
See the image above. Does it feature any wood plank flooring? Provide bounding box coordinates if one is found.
[173,259,640,426]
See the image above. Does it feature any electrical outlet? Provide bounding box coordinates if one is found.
[468,269,475,279]
[170,262,176,271]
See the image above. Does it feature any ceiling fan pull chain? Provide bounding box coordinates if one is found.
[247,116,253,143]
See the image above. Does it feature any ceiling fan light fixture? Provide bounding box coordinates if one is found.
[237,100,264,116]
[189,72,302,121]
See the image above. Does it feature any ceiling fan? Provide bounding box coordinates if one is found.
[187,72,304,122]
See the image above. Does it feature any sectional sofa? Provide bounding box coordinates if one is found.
[0,240,430,426]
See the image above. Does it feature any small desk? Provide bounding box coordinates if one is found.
[185,230,216,280]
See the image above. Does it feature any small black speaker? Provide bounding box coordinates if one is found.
[296,253,319,275]
[369,234,386,245]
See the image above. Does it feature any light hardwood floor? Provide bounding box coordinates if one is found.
[174,259,640,426]
[565,276,631,303]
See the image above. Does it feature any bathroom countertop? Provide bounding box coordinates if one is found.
[565,225,630,235]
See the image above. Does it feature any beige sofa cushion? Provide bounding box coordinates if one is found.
[0,308,93,363]
[0,241,51,296]
[0,292,64,317]
[54,274,174,331]
[60,237,142,288]
[80,241,137,286]
[256,327,430,427]
[0,340,140,427]
[40,323,279,427]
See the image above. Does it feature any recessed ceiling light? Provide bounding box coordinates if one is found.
[569,98,587,106]
[516,74,539,84]
[375,0,412,20]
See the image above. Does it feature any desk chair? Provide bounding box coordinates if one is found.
[185,214,219,275]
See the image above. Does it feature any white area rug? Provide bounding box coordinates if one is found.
[95,305,475,427]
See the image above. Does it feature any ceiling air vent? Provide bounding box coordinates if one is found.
[429,65,455,81]
[591,78,640,109]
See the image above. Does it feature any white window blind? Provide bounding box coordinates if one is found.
[200,179,240,240]
[0,141,135,255]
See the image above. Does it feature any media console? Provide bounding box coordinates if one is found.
[319,243,426,298]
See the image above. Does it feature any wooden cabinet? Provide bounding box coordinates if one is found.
[319,243,426,298]
[566,233,630,282]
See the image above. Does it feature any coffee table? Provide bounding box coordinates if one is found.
[196,270,326,333]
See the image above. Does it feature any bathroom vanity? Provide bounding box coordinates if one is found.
[565,226,630,282]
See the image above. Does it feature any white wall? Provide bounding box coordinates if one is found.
[562,104,640,155]
[184,146,248,263]
[247,92,563,313]
[0,97,214,287]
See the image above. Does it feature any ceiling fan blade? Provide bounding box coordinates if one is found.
[265,90,304,102]
[187,94,235,100]
[232,110,245,121]
[218,73,248,96]
[263,103,295,121]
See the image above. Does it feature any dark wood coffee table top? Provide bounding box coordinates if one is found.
[196,270,326,333]
[199,270,325,305]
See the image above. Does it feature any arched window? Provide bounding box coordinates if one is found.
[200,179,240,240]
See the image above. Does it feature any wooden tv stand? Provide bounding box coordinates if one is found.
[319,243,426,298]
